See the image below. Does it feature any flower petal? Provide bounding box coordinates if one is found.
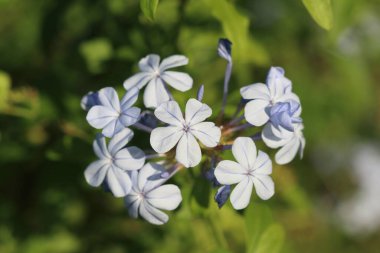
[159,55,188,72]
[123,72,152,90]
[146,184,182,210]
[266,67,292,101]
[253,151,272,175]
[121,87,139,109]
[108,128,134,155]
[185,98,212,126]
[275,136,300,165]
[86,106,118,129]
[176,132,201,168]
[230,178,253,210]
[232,137,257,170]
[119,107,141,127]
[98,87,120,112]
[106,166,132,197]
[161,71,193,92]
[244,99,270,126]
[190,122,221,147]
[214,160,246,185]
[125,193,141,218]
[93,134,110,159]
[262,123,291,148]
[114,146,145,170]
[252,175,274,200]
[240,83,270,100]
[102,118,124,138]
[154,100,184,126]
[139,54,160,72]
[143,78,170,108]
[139,201,169,225]
[150,126,183,153]
[138,163,166,192]
[84,160,109,187]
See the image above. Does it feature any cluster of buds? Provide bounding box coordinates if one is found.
[81,39,305,225]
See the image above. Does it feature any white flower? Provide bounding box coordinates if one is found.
[214,137,274,210]
[150,98,221,168]
[240,67,299,126]
[84,128,145,197]
[86,87,141,138]
[262,123,306,165]
[123,54,193,108]
[125,163,182,225]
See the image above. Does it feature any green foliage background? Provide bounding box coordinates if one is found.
[1,0,380,252]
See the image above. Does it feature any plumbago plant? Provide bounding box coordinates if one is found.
[81,39,305,225]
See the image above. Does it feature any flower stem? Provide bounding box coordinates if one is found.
[224,123,251,135]
[250,132,262,141]
[133,122,153,133]
[218,61,233,121]
[228,115,245,126]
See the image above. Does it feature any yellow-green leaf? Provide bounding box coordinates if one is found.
[0,71,11,110]
[302,0,334,30]
[254,224,285,253]
[140,0,159,21]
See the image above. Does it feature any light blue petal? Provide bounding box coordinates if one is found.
[114,146,145,171]
[106,166,132,197]
[108,128,134,155]
[86,105,118,130]
[121,87,139,109]
[84,160,109,187]
[98,87,120,112]
[119,107,141,127]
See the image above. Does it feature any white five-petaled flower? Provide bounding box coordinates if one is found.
[123,54,193,108]
[125,163,182,225]
[214,137,274,210]
[150,98,221,168]
[262,123,305,165]
[86,87,141,138]
[84,128,145,197]
[240,67,300,127]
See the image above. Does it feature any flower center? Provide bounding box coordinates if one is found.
[153,69,160,77]
[182,124,190,133]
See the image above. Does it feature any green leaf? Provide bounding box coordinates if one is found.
[302,0,334,30]
[191,175,211,209]
[0,71,11,110]
[254,224,285,253]
[140,0,159,21]
[244,203,273,253]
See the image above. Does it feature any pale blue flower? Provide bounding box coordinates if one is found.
[150,98,221,168]
[269,100,302,131]
[125,163,182,225]
[262,123,305,165]
[214,137,274,210]
[123,54,193,108]
[240,67,300,126]
[84,128,145,197]
[86,87,141,138]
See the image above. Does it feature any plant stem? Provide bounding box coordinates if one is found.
[133,122,153,133]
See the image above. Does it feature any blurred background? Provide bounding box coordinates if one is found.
[1,0,380,252]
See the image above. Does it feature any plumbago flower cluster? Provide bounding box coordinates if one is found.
[81,39,305,225]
